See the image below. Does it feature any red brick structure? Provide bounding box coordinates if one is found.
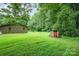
[51,31,60,38]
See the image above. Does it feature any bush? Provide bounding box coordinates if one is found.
[53,22,61,31]
[63,30,79,37]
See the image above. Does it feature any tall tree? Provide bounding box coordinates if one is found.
[0,3,32,25]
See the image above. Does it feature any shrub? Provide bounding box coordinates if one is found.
[63,29,79,37]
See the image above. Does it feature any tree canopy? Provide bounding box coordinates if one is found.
[28,3,79,36]
[0,3,33,26]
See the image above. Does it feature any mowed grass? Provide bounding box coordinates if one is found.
[0,32,79,56]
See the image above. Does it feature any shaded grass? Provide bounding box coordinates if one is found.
[0,32,79,56]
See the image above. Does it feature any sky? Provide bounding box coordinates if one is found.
[0,3,37,16]
[0,3,6,8]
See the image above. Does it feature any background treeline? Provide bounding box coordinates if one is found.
[0,3,79,36]
[28,3,79,37]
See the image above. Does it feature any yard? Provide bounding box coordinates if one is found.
[0,32,79,56]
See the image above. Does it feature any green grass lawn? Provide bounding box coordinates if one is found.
[0,32,79,56]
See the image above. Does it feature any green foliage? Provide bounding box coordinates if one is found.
[28,10,47,31]
[29,4,61,32]
[66,3,79,11]
[39,3,61,11]
[71,11,79,29]
[29,3,79,36]
[53,5,78,36]
[53,22,61,31]
[0,3,31,26]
